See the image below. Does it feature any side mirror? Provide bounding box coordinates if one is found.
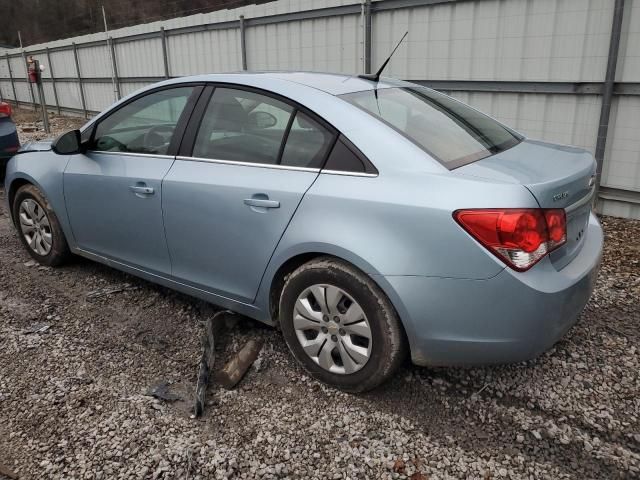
[248,111,277,129]
[52,129,83,155]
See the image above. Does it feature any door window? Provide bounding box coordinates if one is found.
[92,86,194,155]
[193,88,294,165]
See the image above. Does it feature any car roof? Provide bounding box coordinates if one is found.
[177,71,406,96]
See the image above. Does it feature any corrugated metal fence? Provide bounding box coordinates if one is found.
[0,0,638,218]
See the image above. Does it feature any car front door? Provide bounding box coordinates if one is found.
[64,85,200,275]
[162,86,336,303]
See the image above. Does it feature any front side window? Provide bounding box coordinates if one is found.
[340,87,521,169]
[193,88,294,165]
[92,86,194,155]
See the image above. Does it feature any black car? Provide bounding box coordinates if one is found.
[0,102,20,181]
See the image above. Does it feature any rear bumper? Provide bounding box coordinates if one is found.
[383,213,603,366]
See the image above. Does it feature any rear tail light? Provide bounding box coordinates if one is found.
[0,102,11,118]
[453,208,567,271]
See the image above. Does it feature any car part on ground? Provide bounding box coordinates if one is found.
[194,314,217,418]
[193,310,263,418]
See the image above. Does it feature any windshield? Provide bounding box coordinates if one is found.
[340,87,522,169]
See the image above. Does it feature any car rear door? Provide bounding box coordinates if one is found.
[64,85,201,275]
[162,85,336,303]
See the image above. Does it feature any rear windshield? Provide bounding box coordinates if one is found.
[340,87,521,169]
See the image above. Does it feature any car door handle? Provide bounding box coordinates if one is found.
[244,198,280,209]
[129,185,155,196]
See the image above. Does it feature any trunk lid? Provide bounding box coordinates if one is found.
[455,139,596,269]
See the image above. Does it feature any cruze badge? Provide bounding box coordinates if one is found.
[553,191,569,202]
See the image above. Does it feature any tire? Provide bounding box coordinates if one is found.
[279,256,407,392]
[12,184,70,267]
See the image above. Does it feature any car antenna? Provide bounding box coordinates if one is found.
[359,31,408,84]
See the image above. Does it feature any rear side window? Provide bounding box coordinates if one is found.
[324,136,377,175]
[280,111,334,169]
[193,88,293,165]
[341,87,521,169]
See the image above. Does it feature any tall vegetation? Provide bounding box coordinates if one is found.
[0,0,268,47]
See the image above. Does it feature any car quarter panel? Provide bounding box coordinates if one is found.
[254,168,540,323]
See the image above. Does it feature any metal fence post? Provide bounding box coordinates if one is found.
[21,51,37,107]
[239,15,247,71]
[109,37,122,100]
[34,59,50,133]
[364,0,372,74]
[5,55,17,105]
[161,27,170,79]
[45,47,61,115]
[594,0,626,206]
[72,43,88,118]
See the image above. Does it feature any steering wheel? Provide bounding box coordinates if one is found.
[143,124,175,151]
[96,135,128,152]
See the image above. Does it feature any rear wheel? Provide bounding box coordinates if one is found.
[279,257,407,392]
[13,184,70,267]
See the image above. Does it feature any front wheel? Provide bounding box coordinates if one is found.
[12,184,70,267]
[279,257,407,392]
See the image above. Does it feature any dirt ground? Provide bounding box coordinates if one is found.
[0,110,638,479]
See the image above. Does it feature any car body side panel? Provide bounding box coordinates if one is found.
[64,152,175,275]
[162,159,320,304]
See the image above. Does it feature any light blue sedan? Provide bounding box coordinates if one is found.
[4,73,603,391]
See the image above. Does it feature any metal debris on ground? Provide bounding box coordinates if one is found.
[192,310,263,417]
[192,311,222,418]
[216,339,264,390]
[145,382,181,402]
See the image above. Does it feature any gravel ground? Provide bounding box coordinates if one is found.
[0,110,638,479]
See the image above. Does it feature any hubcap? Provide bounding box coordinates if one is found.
[18,199,52,256]
[293,284,372,375]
